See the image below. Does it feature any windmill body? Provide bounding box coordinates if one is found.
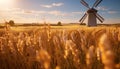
[87,8,97,26]
[79,0,104,27]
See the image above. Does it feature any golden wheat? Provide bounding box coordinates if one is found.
[0,25,119,69]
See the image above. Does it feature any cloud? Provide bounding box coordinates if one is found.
[96,6,118,14]
[0,8,23,15]
[108,11,118,14]
[41,5,52,8]
[52,3,64,7]
[8,8,67,16]
[0,8,22,12]
[49,11,66,16]
[41,3,64,8]
[22,10,66,16]
[12,7,67,16]
[72,12,84,14]
[23,10,33,13]
[0,7,82,23]
[32,10,47,14]
[97,6,108,11]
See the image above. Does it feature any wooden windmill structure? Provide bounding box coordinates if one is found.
[79,0,104,26]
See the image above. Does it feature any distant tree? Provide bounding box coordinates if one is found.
[8,20,15,26]
[57,21,62,26]
[80,23,86,25]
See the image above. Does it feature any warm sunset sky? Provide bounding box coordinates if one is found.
[0,0,120,24]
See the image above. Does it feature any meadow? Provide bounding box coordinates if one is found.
[0,24,120,69]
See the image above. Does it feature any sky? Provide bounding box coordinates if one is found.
[0,0,120,24]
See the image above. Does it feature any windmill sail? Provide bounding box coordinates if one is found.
[79,13,87,23]
[96,13,104,21]
[94,13,104,23]
[93,0,103,7]
[80,0,90,8]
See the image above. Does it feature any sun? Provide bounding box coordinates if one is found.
[0,0,15,8]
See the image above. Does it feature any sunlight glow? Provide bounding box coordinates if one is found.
[0,0,15,8]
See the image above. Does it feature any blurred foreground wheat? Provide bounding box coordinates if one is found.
[0,25,120,69]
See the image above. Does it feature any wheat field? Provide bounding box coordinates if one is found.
[0,25,120,69]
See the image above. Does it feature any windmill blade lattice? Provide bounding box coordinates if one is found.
[94,13,104,23]
[80,0,90,8]
[79,13,87,23]
[93,0,103,7]
[96,13,104,21]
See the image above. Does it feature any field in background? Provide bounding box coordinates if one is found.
[0,24,120,69]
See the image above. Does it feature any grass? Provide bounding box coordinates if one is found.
[0,24,120,69]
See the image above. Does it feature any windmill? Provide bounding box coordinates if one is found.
[79,0,104,26]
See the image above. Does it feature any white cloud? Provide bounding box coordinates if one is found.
[49,11,66,16]
[1,7,67,16]
[96,6,118,15]
[41,2,64,8]
[32,10,47,14]
[1,8,21,11]
[97,6,108,11]
[23,10,33,13]
[108,11,118,14]
[52,3,64,7]
[0,7,81,23]
[22,10,66,16]
[41,5,52,8]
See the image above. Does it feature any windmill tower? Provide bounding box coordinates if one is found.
[79,0,104,26]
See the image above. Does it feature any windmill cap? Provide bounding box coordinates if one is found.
[87,8,98,13]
